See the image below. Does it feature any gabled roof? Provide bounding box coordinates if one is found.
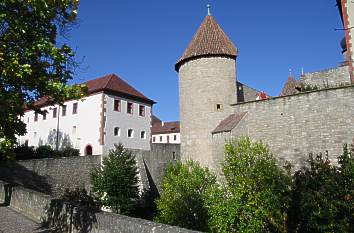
[30,73,155,109]
[151,121,180,135]
[85,74,155,104]
[212,112,247,134]
[175,15,237,71]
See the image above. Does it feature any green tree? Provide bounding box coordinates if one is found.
[0,0,86,157]
[90,143,139,215]
[207,137,291,233]
[288,145,354,233]
[155,160,217,232]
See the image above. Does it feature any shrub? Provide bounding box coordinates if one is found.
[90,143,139,215]
[287,145,354,233]
[155,160,217,232]
[207,137,291,233]
[35,145,54,158]
[61,147,80,157]
[13,144,35,160]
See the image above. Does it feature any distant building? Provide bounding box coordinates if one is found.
[18,74,155,156]
[151,118,180,144]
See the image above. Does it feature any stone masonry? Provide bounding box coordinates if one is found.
[218,85,354,171]
[179,57,236,170]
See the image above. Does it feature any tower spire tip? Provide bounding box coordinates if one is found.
[207,4,211,16]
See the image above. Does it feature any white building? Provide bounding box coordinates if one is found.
[19,74,155,156]
[151,117,180,144]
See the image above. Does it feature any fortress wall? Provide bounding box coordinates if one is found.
[228,85,354,170]
[300,66,350,88]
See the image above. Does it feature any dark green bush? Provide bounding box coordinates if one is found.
[61,147,80,157]
[287,145,354,233]
[13,144,35,160]
[35,145,54,158]
[91,143,139,215]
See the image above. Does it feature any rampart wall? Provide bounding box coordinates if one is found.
[224,85,354,170]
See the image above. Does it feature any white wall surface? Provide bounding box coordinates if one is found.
[103,94,152,155]
[19,94,103,156]
[152,133,180,144]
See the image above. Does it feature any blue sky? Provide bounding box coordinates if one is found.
[65,1,345,121]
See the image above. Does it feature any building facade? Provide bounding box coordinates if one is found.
[151,120,180,144]
[19,74,155,156]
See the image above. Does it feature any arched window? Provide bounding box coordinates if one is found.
[85,145,93,156]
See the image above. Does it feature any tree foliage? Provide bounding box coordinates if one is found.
[207,137,291,233]
[155,160,217,232]
[288,145,354,233]
[0,0,86,155]
[90,143,139,215]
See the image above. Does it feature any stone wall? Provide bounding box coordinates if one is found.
[221,85,354,170]
[133,143,180,193]
[179,57,237,171]
[300,65,350,89]
[0,181,200,233]
[0,155,101,196]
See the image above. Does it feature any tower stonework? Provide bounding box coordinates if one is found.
[175,15,238,170]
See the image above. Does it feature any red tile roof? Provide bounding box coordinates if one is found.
[30,74,155,109]
[212,112,247,134]
[86,74,154,104]
[151,121,180,135]
[175,15,237,71]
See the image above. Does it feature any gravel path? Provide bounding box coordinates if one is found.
[0,205,51,233]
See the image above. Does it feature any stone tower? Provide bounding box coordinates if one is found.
[175,11,238,171]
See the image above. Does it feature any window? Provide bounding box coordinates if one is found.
[167,135,170,143]
[216,104,223,111]
[127,102,133,114]
[174,135,177,141]
[160,136,162,142]
[27,117,29,123]
[62,105,67,116]
[152,136,156,142]
[139,105,145,116]
[127,129,134,138]
[72,103,78,114]
[34,132,37,139]
[53,107,57,118]
[172,151,177,161]
[34,113,38,122]
[114,99,121,112]
[72,126,77,135]
[140,131,146,139]
[43,112,47,120]
[114,127,120,136]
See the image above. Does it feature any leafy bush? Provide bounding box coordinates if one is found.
[13,144,35,160]
[207,137,291,233]
[155,160,217,232]
[35,145,54,158]
[287,145,354,233]
[90,143,139,215]
[61,147,80,157]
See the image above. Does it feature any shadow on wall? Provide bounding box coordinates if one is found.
[0,162,52,194]
[46,130,73,149]
[41,189,99,233]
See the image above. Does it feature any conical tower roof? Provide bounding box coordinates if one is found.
[175,15,238,71]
